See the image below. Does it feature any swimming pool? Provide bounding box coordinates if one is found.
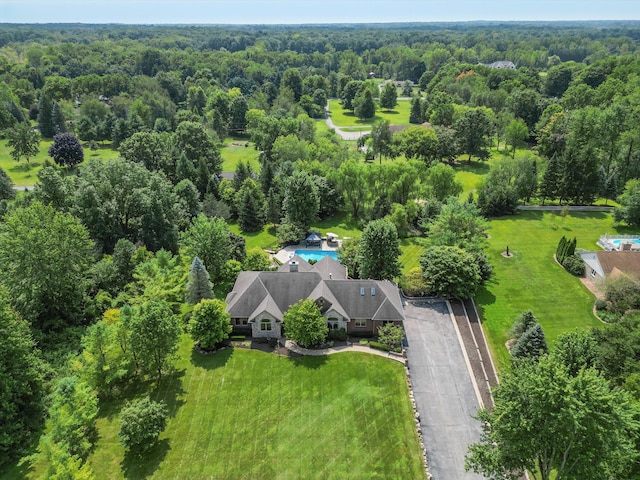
[612,238,640,245]
[294,250,339,262]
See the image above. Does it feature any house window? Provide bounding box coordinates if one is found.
[260,319,272,331]
[328,318,339,329]
[590,269,597,278]
[355,320,367,328]
[236,318,248,326]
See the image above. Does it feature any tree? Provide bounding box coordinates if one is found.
[466,355,640,480]
[353,89,376,120]
[337,160,368,218]
[0,202,93,330]
[180,214,231,283]
[510,324,548,361]
[504,119,528,158]
[189,299,232,350]
[0,291,45,465]
[377,323,404,352]
[283,170,319,231]
[243,248,272,271]
[48,132,84,167]
[392,126,439,162]
[283,299,328,348]
[427,197,488,249]
[425,163,463,202]
[6,121,40,165]
[37,90,55,138]
[338,237,362,279]
[379,82,398,110]
[358,219,401,280]
[508,310,538,340]
[119,397,168,452]
[172,120,221,176]
[235,178,266,232]
[454,108,493,162]
[370,120,393,161]
[614,179,640,227]
[186,257,214,304]
[128,300,181,382]
[119,131,171,173]
[229,94,248,134]
[409,97,423,124]
[419,246,481,298]
[0,166,16,201]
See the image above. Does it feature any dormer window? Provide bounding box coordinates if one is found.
[371,288,376,296]
[360,287,365,296]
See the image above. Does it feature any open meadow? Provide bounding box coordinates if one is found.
[327,99,412,127]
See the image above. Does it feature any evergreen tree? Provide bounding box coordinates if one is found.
[379,82,398,110]
[50,100,66,135]
[235,178,266,232]
[37,90,55,138]
[511,324,549,360]
[509,310,538,340]
[233,161,252,192]
[539,154,561,204]
[354,89,376,120]
[409,97,423,124]
[186,256,214,304]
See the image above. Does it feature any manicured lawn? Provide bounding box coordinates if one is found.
[328,99,412,127]
[27,338,423,480]
[0,139,120,187]
[477,211,633,370]
[220,138,261,173]
[400,238,426,275]
[228,222,279,250]
[453,159,491,197]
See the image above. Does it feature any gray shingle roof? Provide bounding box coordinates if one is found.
[226,257,404,322]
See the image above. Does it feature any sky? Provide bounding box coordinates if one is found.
[1,0,639,24]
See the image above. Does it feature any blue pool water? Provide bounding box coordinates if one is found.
[294,250,339,262]
[612,239,640,245]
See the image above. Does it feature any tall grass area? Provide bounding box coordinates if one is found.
[477,211,632,369]
[328,99,412,127]
[24,338,423,480]
[0,139,120,186]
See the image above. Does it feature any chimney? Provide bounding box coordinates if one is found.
[290,261,299,272]
[329,273,333,279]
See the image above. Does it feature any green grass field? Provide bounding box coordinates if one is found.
[478,211,633,369]
[328,99,412,127]
[220,138,261,173]
[0,139,120,187]
[15,338,424,480]
[400,238,426,274]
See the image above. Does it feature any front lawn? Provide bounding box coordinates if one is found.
[478,211,632,369]
[328,99,412,127]
[47,338,424,480]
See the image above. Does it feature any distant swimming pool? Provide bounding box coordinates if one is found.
[294,250,339,262]
[612,238,640,245]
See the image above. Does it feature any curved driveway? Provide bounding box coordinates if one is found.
[404,300,487,480]
[324,106,370,140]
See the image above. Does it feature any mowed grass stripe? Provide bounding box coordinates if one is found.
[83,340,424,480]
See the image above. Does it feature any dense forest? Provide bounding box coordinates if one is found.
[3,21,640,478]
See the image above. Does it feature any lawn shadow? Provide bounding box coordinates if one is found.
[475,285,497,309]
[287,354,328,369]
[151,368,187,418]
[190,346,233,370]
[121,438,170,480]
[453,159,491,175]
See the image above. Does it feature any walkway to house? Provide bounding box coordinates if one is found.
[284,339,406,364]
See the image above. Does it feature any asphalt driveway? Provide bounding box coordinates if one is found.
[404,300,486,480]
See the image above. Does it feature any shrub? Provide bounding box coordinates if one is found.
[377,324,404,351]
[359,339,369,345]
[119,397,168,452]
[328,328,347,341]
[595,299,608,311]
[605,276,640,313]
[562,254,585,276]
[369,341,390,352]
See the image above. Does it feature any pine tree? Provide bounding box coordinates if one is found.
[37,90,55,138]
[50,101,66,135]
[186,256,214,304]
[509,310,538,340]
[235,178,266,232]
[176,152,196,183]
[511,324,549,360]
[354,89,376,120]
[539,154,561,205]
[409,97,423,124]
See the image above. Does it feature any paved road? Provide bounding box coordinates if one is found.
[404,300,486,480]
[324,106,370,140]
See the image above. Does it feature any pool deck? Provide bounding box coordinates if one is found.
[274,240,341,264]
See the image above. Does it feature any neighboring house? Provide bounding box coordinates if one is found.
[225,255,405,338]
[579,250,640,283]
[484,60,516,69]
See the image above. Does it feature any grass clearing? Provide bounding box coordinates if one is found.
[328,99,412,127]
[477,211,632,369]
[0,139,120,187]
[220,138,261,173]
[400,238,426,275]
[18,338,424,480]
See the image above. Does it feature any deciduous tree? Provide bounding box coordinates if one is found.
[48,132,84,167]
[419,246,481,298]
[6,121,40,165]
[283,299,328,348]
[358,218,401,280]
[189,299,232,350]
[119,397,168,452]
[379,82,398,110]
[180,214,232,282]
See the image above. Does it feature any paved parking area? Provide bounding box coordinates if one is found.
[404,300,486,480]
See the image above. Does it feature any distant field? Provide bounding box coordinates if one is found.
[478,211,631,369]
[0,139,119,187]
[18,339,424,480]
[328,99,412,127]
[220,138,261,173]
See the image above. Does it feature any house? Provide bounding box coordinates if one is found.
[579,250,640,283]
[225,255,405,338]
[484,61,516,70]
